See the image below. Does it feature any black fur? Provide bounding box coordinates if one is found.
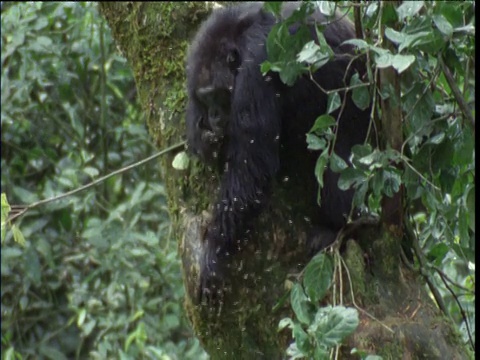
[186,2,370,302]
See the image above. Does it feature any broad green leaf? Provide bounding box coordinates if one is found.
[293,323,311,354]
[327,92,341,114]
[382,169,401,198]
[330,152,348,173]
[309,115,336,134]
[433,14,453,37]
[343,38,369,50]
[350,73,371,111]
[391,54,416,74]
[83,166,100,178]
[374,52,394,69]
[338,167,365,191]
[306,133,327,151]
[396,1,424,20]
[12,186,38,204]
[24,246,41,285]
[318,1,336,16]
[384,27,405,44]
[39,345,68,360]
[303,253,333,302]
[351,144,373,159]
[263,2,283,15]
[11,225,26,246]
[172,151,190,170]
[82,319,97,337]
[315,149,330,204]
[312,306,359,347]
[297,39,332,71]
[290,283,313,325]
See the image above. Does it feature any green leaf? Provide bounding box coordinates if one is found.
[396,1,424,20]
[338,168,365,191]
[39,345,68,360]
[83,166,100,178]
[12,186,38,203]
[313,346,330,360]
[315,149,330,203]
[374,52,394,69]
[382,169,401,197]
[343,39,370,50]
[352,181,369,208]
[306,133,327,151]
[453,130,474,166]
[24,246,41,285]
[318,1,336,16]
[263,2,283,15]
[312,306,359,347]
[303,253,333,302]
[433,14,453,37]
[78,308,87,326]
[309,115,336,134]
[172,151,190,170]
[1,193,11,243]
[384,27,405,44]
[290,283,313,325]
[465,186,475,232]
[330,152,348,173]
[351,144,373,160]
[350,73,371,111]
[293,323,311,355]
[297,40,332,70]
[82,319,97,337]
[402,83,435,135]
[327,92,341,114]
[11,224,26,246]
[365,355,384,360]
[391,54,416,74]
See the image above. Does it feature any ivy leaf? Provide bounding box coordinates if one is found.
[315,149,330,203]
[306,133,327,151]
[330,152,348,173]
[309,115,336,134]
[327,92,341,114]
[338,168,365,191]
[350,73,370,110]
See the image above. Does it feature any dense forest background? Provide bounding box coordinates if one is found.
[1,2,206,359]
[1,1,475,359]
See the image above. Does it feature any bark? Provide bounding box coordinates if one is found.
[99,3,471,359]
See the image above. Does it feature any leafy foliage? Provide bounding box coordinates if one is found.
[279,254,359,359]
[267,1,475,357]
[1,3,206,359]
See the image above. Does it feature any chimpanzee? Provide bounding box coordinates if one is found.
[185,2,370,302]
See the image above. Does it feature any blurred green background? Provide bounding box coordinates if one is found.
[1,2,206,359]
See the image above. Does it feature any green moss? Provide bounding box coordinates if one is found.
[344,239,366,296]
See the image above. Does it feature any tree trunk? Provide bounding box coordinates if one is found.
[99,3,471,359]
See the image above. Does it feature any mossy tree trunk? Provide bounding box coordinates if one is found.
[99,3,470,359]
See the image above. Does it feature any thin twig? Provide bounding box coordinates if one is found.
[7,142,186,223]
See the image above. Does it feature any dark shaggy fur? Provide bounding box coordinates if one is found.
[186,2,370,302]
